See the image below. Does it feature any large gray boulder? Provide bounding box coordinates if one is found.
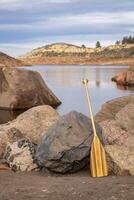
[35,111,103,173]
[0,67,61,110]
[0,105,60,158]
[4,138,38,172]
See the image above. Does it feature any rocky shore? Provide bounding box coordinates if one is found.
[0,66,133,176]
[1,97,134,175]
[0,66,133,199]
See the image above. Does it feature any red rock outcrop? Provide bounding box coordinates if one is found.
[112,66,134,86]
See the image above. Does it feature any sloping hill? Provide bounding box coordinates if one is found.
[0,52,24,67]
[19,43,134,65]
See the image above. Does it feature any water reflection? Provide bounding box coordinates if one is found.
[22,65,133,116]
[96,80,101,87]
[29,65,127,84]
[116,84,134,91]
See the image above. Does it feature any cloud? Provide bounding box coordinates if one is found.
[0,0,24,10]
[1,0,134,12]
[0,0,134,56]
[0,33,123,56]
[0,11,134,31]
[0,0,73,11]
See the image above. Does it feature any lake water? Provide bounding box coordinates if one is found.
[24,64,133,116]
[0,64,133,124]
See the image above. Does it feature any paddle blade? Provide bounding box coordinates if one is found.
[90,135,108,177]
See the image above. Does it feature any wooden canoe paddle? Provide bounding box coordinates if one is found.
[82,79,108,177]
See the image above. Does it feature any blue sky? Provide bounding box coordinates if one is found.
[0,0,134,56]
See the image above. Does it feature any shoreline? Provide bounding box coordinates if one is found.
[18,59,134,67]
[18,62,131,68]
[17,59,134,68]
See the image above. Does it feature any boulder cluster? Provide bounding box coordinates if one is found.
[0,67,134,176]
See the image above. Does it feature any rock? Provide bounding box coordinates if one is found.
[0,51,23,67]
[0,64,6,68]
[105,145,134,175]
[100,120,134,148]
[95,94,134,123]
[0,164,10,171]
[126,67,134,86]
[4,138,38,172]
[0,132,9,159]
[99,104,134,148]
[95,96,134,176]
[35,111,103,173]
[112,70,127,85]
[0,67,61,110]
[112,67,134,86]
[112,71,127,85]
[0,163,9,170]
[0,159,9,170]
[0,109,22,125]
[0,105,60,158]
[115,104,134,135]
[100,120,128,145]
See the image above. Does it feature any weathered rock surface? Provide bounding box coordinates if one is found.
[0,51,23,67]
[35,111,103,173]
[95,94,134,123]
[105,145,134,175]
[0,159,9,170]
[0,109,22,125]
[112,66,134,86]
[0,105,60,158]
[96,100,134,176]
[4,138,38,171]
[0,163,9,170]
[0,67,61,110]
[112,70,127,85]
[115,104,134,135]
[98,103,134,147]
[100,120,134,148]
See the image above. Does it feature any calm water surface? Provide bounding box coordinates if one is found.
[23,64,133,116]
[0,64,133,124]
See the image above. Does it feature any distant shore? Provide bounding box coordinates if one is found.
[1,43,134,67]
[19,57,134,66]
[19,43,134,66]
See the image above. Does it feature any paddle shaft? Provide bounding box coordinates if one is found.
[83,79,108,177]
[83,80,97,137]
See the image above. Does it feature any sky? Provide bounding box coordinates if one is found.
[0,0,134,57]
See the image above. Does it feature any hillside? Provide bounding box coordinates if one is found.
[0,52,24,67]
[19,43,134,65]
